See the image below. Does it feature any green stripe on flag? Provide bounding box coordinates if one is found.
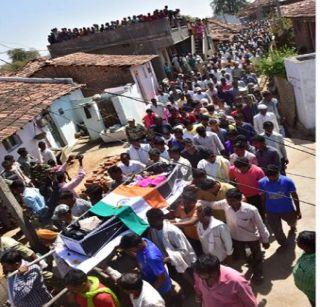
[90,202,149,235]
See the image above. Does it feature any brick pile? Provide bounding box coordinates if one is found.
[82,155,121,192]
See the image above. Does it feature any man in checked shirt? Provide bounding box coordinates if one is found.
[1,250,52,307]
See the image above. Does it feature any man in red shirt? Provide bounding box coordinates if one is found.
[229,157,266,221]
[64,269,119,307]
[143,109,156,129]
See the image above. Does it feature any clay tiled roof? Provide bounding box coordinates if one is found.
[0,78,82,141]
[281,0,315,18]
[48,52,158,67]
[208,19,243,41]
[15,57,49,77]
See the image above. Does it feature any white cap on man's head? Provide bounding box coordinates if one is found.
[127,117,135,122]
[258,104,268,110]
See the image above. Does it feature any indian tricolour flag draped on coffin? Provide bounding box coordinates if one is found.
[90,164,190,235]
[89,184,169,235]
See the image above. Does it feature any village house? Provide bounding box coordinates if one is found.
[16,53,159,128]
[281,0,315,54]
[238,0,300,21]
[16,53,159,100]
[0,77,89,166]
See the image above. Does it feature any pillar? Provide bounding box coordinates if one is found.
[191,35,196,54]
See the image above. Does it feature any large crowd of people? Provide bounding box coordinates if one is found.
[0,19,315,307]
[48,5,188,45]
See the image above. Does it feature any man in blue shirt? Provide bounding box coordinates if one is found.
[119,233,181,306]
[259,165,301,247]
[11,180,49,223]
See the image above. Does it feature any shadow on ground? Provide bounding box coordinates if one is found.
[252,231,296,296]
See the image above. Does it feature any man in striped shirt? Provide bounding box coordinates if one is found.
[1,250,52,307]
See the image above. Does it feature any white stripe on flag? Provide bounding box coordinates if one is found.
[102,192,151,220]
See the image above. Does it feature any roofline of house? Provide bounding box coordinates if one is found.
[0,77,76,84]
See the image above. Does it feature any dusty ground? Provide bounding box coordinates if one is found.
[0,137,315,306]
[250,138,316,307]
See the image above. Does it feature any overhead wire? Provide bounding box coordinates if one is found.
[5,83,316,280]
[3,20,316,288]
[47,108,316,207]
[0,35,316,157]
[1,83,316,174]
[0,22,315,187]
[9,81,312,157]
[71,87,317,157]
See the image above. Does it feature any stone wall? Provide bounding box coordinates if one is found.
[284,53,315,131]
[274,76,297,128]
[48,19,189,58]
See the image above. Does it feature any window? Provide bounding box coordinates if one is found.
[143,66,148,78]
[2,134,22,152]
[84,106,92,119]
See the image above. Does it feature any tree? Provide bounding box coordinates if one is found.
[210,0,248,16]
[0,48,40,73]
[7,48,40,62]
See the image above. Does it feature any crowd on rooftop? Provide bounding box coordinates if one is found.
[0,19,315,307]
[48,5,187,45]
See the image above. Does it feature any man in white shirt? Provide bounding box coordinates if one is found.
[118,153,145,176]
[225,64,233,81]
[59,190,92,218]
[128,141,150,165]
[259,90,280,120]
[197,206,233,262]
[147,208,196,277]
[197,149,230,182]
[192,87,211,102]
[119,272,165,307]
[261,121,288,174]
[38,141,57,164]
[206,82,218,102]
[1,159,31,186]
[168,146,192,180]
[172,54,182,73]
[150,98,166,119]
[211,67,222,81]
[157,89,170,105]
[200,188,270,283]
[193,126,225,155]
[253,104,279,134]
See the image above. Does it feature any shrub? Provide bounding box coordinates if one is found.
[254,48,297,79]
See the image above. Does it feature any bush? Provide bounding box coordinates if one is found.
[254,48,297,79]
